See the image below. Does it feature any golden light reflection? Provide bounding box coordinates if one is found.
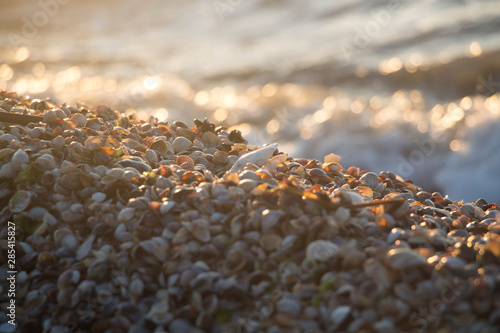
[417,121,428,133]
[460,96,472,110]
[369,96,382,110]
[262,83,278,97]
[153,108,169,122]
[0,64,14,81]
[143,76,159,91]
[450,139,461,151]
[194,90,209,106]
[12,47,30,63]
[350,100,363,114]
[266,119,280,134]
[213,108,228,122]
[323,96,336,109]
[313,108,332,123]
[468,42,482,57]
[33,63,46,77]
[300,127,313,140]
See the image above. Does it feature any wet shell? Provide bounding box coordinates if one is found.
[172,136,192,153]
[9,190,32,213]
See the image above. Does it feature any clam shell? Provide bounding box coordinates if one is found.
[222,250,248,276]
[177,155,195,171]
[85,136,102,151]
[213,150,228,165]
[201,131,219,146]
[306,240,339,262]
[385,248,427,269]
[70,113,87,127]
[11,149,29,171]
[172,136,192,153]
[360,172,381,188]
[9,190,32,213]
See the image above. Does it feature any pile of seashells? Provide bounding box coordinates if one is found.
[0,89,499,333]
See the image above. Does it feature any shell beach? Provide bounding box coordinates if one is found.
[0,89,499,333]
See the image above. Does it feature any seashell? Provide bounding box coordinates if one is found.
[306,240,339,262]
[145,149,158,164]
[54,229,79,250]
[264,154,287,170]
[356,185,373,197]
[323,162,342,173]
[37,251,56,268]
[239,170,259,181]
[117,159,152,173]
[42,110,58,123]
[85,136,102,151]
[385,248,427,270]
[172,136,192,153]
[222,250,248,276]
[460,204,475,219]
[201,131,219,146]
[147,301,174,325]
[91,192,106,203]
[70,113,87,127]
[9,190,32,213]
[151,139,174,155]
[118,207,135,223]
[87,258,110,282]
[43,212,58,226]
[52,136,65,150]
[213,150,228,165]
[324,153,341,163]
[359,172,381,188]
[238,179,258,192]
[184,219,211,243]
[259,233,282,252]
[193,138,205,149]
[34,154,57,172]
[176,155,195,171]
[308,168,327,178]
[57,269,81,289]
[230,143,278,173]
[277,295,302,316]
[24,291,47,317]
[330,306,352,330]
[261,209,284,231]
[0,163,16,178]
[76,234,95,260]
[11,149,29,171]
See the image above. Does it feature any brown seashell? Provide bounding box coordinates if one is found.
[323,162,343,173]
[177,155,194,171]
[213,150,228,165]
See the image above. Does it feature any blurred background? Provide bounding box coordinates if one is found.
[1,0,500,203]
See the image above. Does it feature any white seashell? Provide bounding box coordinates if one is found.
[76,234,95,261]
[172,136,192,153]
[229,143,278,173]
[306,240,339,262]
[0,163,16,178]
[34,154,57,172]
[118,207,135,223]
[324,153,341,163]
[11,149,29,171]
[145,149,158,164]
[42,110,58,123]
[91,192,106,203]
[264,153,287,170]
[9,190,32,213]
[52,136,65,150]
